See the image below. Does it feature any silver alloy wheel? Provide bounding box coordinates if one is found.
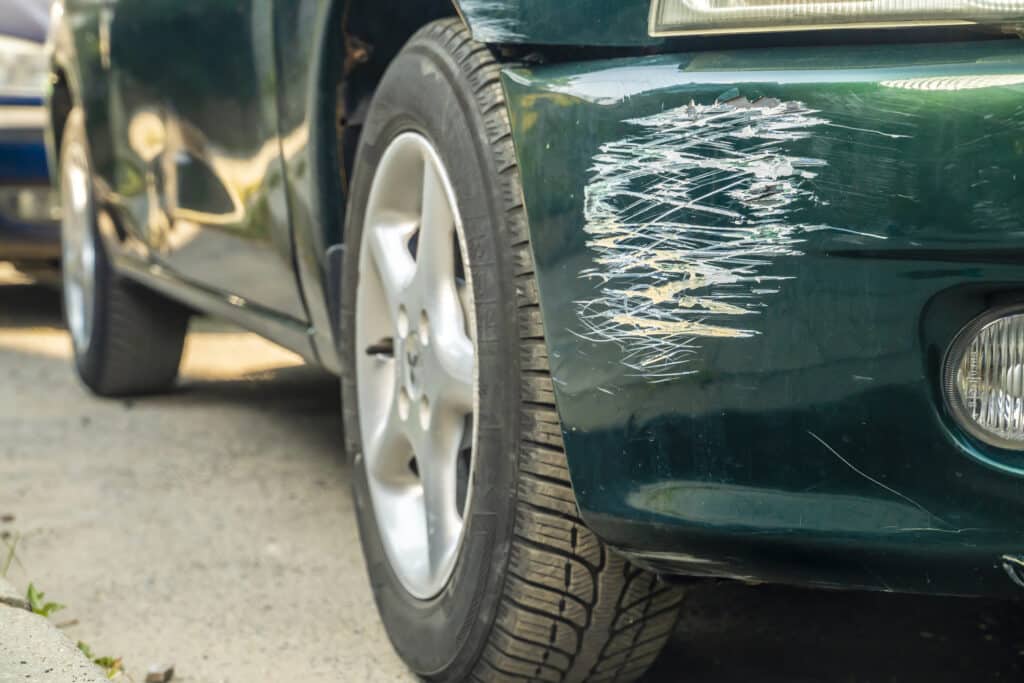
[356,132,478,600]
[60,140,97,355]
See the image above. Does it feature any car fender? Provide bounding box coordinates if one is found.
[453,0,657,46]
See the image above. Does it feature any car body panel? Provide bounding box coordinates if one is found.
[48,0,325,361]
[453,0,1010,48]
[1,0,60,263]
[502,39,1024,598]
[0,112,60,262]
[269,0,341,372]
[0,99,49,183]
[47,0,459,369]
[455,0,655,46]
[101,0,308,321]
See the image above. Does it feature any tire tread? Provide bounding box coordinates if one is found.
[415,18,683,683]
[88,276,189,396]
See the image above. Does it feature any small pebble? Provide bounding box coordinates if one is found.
[145,664,174,682]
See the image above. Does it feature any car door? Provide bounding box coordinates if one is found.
[105,0,306,320]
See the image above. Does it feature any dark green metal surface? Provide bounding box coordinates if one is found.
[47,0,1024,597]
[456,0,655,46]
[504,40,1024,597]
[104,0,308,320]
[49,0,461,370]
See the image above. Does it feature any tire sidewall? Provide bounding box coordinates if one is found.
[340,32,520,679]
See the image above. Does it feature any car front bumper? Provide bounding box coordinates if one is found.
[504,38,1024,598]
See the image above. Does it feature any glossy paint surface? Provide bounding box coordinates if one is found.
[0,127,48,182]
[48,0,464,368]
[270,0,339,369]
[107,1,307,319]
[49,0,316,358]
[456,0,654,45]
[504,40,1024,597]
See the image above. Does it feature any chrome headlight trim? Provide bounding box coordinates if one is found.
[649,1,1024,37]
[943,305,1024,452]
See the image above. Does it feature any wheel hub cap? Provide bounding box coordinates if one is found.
[403,333,421,390]
[355,132,477,600]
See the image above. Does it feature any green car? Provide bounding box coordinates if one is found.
[45,1,1024,680]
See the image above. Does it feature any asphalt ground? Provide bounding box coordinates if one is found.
[1,269,1023,682]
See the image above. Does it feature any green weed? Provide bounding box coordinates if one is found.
[26,582,65,617]
[77,641,125,679]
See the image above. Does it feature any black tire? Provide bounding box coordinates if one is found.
[60,109,189,397]
[340,19,683,682]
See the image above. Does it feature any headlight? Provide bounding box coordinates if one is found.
[0,35,47,97]
[650,1,1024,37]
[944,309,1024,451]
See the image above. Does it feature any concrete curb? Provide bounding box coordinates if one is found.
[0,576,29,611]
[0,577,107,683]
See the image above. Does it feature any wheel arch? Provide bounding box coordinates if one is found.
[44,3,85,188]
[327,0,461,217]
[45,67,74,186]
[44,4,118,204]
[296,0,463,369]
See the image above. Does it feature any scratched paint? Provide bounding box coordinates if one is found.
[576,96,866,381]
[1003,555,1024,589]
[455,0,524,42]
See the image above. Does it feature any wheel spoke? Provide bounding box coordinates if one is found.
[363,400,411,484]
[415,160,456,288]
[365,217,416,318]
[419,414,464,577]
[435,331,474,413]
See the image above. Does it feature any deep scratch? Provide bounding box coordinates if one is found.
[807,430,941,524]
[1002,555,1024,589]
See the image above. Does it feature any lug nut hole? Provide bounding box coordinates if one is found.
[418,310,430,346]
[418,396,430,429]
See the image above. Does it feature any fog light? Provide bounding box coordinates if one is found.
[945,309,1024,450]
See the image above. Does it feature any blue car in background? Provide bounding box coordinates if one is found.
[0,0,59,273]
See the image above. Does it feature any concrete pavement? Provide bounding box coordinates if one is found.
[0,276,412,682]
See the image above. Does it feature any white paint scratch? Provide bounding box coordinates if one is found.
[807,430,939,522]
[458,0,524,43]
[577,96,880,379]
[1003,554,1024,589]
